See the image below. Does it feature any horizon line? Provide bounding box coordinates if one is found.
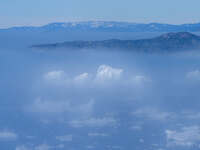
[1,20,200,30]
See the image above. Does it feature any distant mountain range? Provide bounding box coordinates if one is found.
[3,21,200,32]
[31,32,200,52]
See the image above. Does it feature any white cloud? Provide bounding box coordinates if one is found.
[74,73,89,82]
[96,65,123,81]
[42,66,152,88]
[186,70,200,81]
[44,70,65,80]
[44,70,93,85]
[56,135,72,142]
[0,130,17,140]
[166,126,200,147]
[132,108,174,121]
[88,133,109,137]
[69,117,117,128]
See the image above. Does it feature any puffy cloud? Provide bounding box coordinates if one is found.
[69,117,118,128]
[56,135,72,142]
[74,73,89,82]
[42,65,152,88]
[186,70,200,81]
[166,126,200,147]
[96,65,123,81]
[43,65,124,84]
[44,71,90,85]
[132,108,174,121]
[0,130,17,141]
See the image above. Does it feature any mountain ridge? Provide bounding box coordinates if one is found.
[31,32,200,52]
[2,21,200,32]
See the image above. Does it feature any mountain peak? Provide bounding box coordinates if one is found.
[158,32,199,40]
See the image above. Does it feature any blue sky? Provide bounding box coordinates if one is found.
[0,0,200,27]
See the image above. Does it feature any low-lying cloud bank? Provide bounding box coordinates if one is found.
[3,47,200,150]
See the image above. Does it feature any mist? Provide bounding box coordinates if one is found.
[1,34,200,150]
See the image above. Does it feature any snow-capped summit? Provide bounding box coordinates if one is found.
[3,21,200,32]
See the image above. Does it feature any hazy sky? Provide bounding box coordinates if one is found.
[0,0,200,27]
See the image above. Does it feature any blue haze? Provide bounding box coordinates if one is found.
[1,31,200,150]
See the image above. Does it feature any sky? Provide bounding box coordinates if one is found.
[0,0,200,28]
